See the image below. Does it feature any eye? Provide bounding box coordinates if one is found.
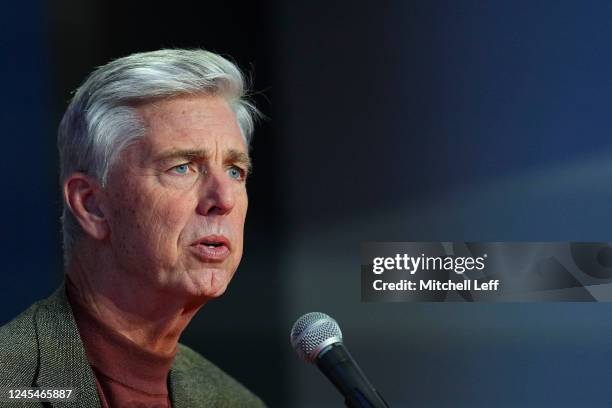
[228,166,245,180]
[172,164,190,175]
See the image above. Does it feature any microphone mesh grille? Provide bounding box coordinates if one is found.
[290,312,342,362]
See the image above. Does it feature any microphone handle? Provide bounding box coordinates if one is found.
[316,343,390,408]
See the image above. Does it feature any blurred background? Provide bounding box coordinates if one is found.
[4,0,612,406]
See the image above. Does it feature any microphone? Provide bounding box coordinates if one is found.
[290,312,390,408]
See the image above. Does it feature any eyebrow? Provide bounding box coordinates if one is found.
[155,148,252,173]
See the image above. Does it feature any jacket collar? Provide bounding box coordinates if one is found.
[34,283,102,408]
[32,283,198,408]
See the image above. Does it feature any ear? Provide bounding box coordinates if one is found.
[63,173,109,240]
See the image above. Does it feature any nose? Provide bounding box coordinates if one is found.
[196,170,235,216]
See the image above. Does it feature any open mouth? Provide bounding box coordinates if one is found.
[191,235,231,262]
[192,234,230,249]
[200,241,224,248]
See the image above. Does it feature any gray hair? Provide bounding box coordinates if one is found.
[58,49,258,263]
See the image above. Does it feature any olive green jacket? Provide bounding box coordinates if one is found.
[0,284,266,407]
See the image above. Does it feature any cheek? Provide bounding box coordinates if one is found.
[108,183,195,251]
[237,188,248,220]
[233,193,248,253]
[233,193,248,234]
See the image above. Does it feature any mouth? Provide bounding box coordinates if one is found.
[190,235,231,262]
[200,242,223,249]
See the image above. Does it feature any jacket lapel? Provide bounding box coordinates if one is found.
[168,368,189,407]
[168,353,219,407]
[34,284,102,408]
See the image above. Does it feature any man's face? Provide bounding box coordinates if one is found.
[102,94,249,301]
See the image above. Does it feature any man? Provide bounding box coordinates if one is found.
[0,49,266,407]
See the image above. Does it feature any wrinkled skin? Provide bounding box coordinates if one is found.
[102,94,250,303]
[65,94,251,353]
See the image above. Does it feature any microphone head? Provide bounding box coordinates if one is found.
[290,312,343,363]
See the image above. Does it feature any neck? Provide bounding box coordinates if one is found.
[66,245,203,355]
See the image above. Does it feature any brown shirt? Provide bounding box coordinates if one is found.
[67,278,177,408]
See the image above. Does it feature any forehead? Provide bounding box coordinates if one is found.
[134,94,247,158]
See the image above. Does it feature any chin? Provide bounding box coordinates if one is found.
[199,276,230,298]
[182,267,233,300]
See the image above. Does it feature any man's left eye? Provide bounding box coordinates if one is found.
[228,166,244,180]
[173,164,190,174]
